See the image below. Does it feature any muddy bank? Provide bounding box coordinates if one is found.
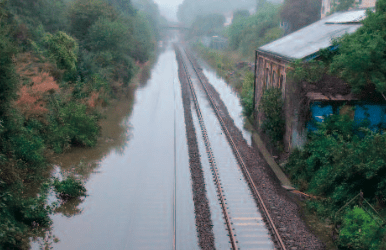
[175,47,215,249]
[186,49,325,250]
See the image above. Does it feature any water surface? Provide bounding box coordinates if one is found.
[32,41,198,250]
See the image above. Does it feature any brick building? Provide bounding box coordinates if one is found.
[254,10,366,150]
[321,0,376,18]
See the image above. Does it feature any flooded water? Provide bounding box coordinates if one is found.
[193,56,252,145]
[32,39,198,249]
[29,34,260,249]
[201,68,252,145]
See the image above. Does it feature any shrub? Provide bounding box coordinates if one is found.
[0,28,17,117]
[9,128,45,168]
[43,31,78,71]
[288,114,386,206]
[59,102,99,147]
[43,31,78,79]
[0,183,52,248]
[259,87,285,145]
[13,195,51,228]
[226,2,282,56]
[288,59,325,84]
[339,207,383,250]
[241,71,254,117]
[5,112,46,168]
[53,176,86,200]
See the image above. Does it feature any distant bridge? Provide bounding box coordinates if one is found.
[160,24,190,30]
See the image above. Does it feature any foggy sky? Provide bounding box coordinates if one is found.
[154,0,183,21]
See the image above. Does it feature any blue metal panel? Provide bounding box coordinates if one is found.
[307,102,333,130]
[383,106,386,125]
[306,103,386,132]
[311,103,333,122]
[354,105,385,129]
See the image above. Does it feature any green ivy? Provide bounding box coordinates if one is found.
[287,59,325,84]
[259,87,285,146]
[241,71,254,117]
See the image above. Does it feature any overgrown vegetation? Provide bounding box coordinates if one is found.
[338,206,385,250]
[188,14,226,39]
[194,43,238,76]
[288,59,326,84]
[285,113,386,248]
[177,0,255,26]
[289,0,386,101]
[329,1,386,100]
[0,183,52,249]
[259,88,285,146]
[53,176,86,200]
[0,0,160,247]
[226,2,283,57]
[329,0,356,14]
[240,72,255,118]
[282,1,386,247]
[280,0,321,33]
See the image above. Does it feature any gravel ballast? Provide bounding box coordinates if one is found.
[185,48,326,250]
[175,47,216,249]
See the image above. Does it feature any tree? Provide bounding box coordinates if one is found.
[188,14,226,38]
[280,0,321,33]
[106,0,136,16]
[0,27,17,117]
[43,31,78,73]
[331,0,356,13]
[131,0,161,40]
[130,13,154,62]
[330,0,386,100]
[68,0,117,41]
[7,0,68,33]
[233,10,250,22]
[226,2,282,55]
[85,17,134,54]
[257,0,266,10]
[177,0,256,25]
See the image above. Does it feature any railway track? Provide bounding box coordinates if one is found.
[179,47,238,250]
[176,45,287,250]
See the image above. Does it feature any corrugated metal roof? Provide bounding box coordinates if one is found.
[258,10,366,60]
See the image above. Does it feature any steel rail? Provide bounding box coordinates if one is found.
[184,47,287,250]
[177,47,238,250]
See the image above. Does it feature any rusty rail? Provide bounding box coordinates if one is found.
[177,47,238,250]
[183,47,287,250]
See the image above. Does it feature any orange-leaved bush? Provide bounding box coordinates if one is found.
[15,71,59,119]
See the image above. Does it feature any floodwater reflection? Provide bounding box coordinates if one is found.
[193,55,252,145]
[31,38,198,249]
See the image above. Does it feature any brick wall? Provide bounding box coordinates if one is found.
[321,0,376,18]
